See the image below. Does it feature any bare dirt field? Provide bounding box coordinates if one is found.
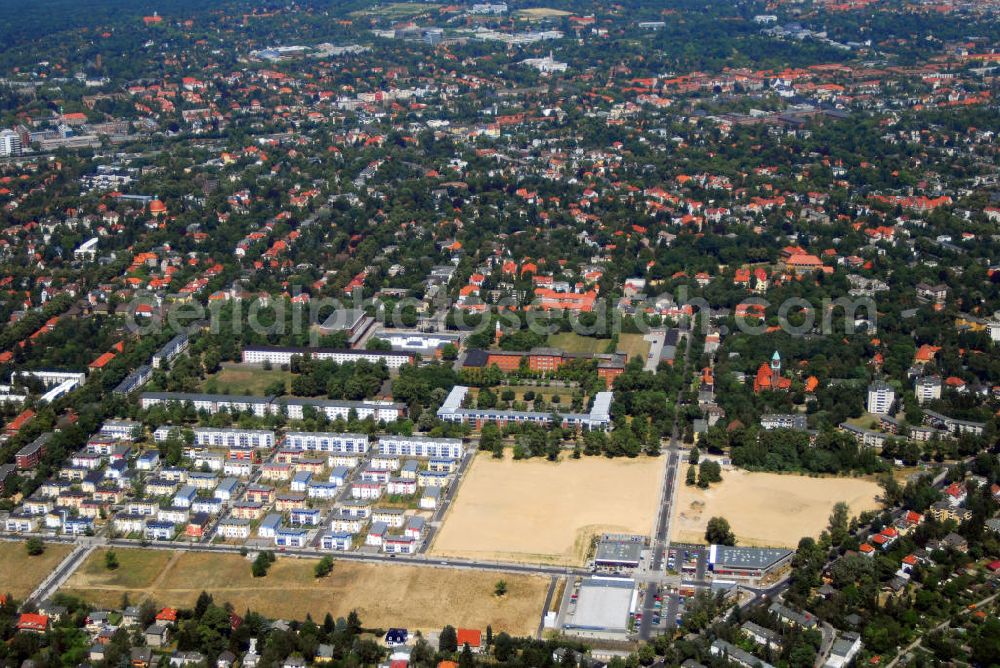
[517,8,572,17]
[61,549,546,634]
[0,541,73,600]
[670,469,883,548]
[431,453,664,565]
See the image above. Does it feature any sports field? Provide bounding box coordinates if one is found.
[431,452,664,565]
[670,469,883,548]
[61,549,546,634]
[0,541,74,600]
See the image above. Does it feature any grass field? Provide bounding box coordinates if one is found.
[470,386,582,404]
[61,550,547,634]
[617,333,651,363]
[0,541,74,600]
[430,452,664,565]
[351,2,442,18]
[200,364,292,396]
[546,332,611,355]
[670,469,883,548]
[845,412,883,430]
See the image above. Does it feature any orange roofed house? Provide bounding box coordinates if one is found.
[456,628,482,652]
[17,613,49,633]
[754,351,792,394]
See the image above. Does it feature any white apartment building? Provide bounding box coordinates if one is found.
[914,376,942,405]
[377,435,464,459]
[242,345,413,370]
[866,381,896,415]
[284,431,370,454]
[193,427,275,449]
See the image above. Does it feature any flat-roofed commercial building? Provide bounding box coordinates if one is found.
[564,577,635,637]
[594,535,645,573]
[708,545,793,584]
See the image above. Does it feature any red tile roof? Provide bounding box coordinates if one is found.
[456,628,481,648]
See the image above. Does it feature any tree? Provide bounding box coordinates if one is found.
[480,422,503,458]
[705,516,736,545]
[251,552,271,577]
[105,549,119,570]
[195,591,213,619]
[688,446,700,464]
[494,580,507,597]
[493,632,514,662]
[439,625,458,653]
[410,636,434,667]
[347,610,362,634]
[355,639,384,666]
[971,617,1000,666]
[315,555,334,578]
[827,501,850,547]
[697,460,722,487]
[459,644,475,668]
[686,465,697,486]
[25,537,44,556]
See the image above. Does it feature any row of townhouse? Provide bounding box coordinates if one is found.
[350,481,443,509]
[362,515,426,554]
[140,392,405,422]
[112,513,177,540]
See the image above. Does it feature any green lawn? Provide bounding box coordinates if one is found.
[200,364,292,396]
[350,2,441,17]
[845,412,883,430]
[546,332,612,355]
[67,548,174,591]
[617,333,651,363]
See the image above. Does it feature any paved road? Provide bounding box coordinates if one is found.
[815,621,836,668]
[637,449,678,640]
[27,543,94,604]
[638,325,692,640]
[537,576,558,639]
[101,536,590,577]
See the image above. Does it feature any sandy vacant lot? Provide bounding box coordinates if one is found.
[431,453,664,565]
[517,7,572,17]
[62,549,546,635]
[0,541,73,600]
[671,469,883,548]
